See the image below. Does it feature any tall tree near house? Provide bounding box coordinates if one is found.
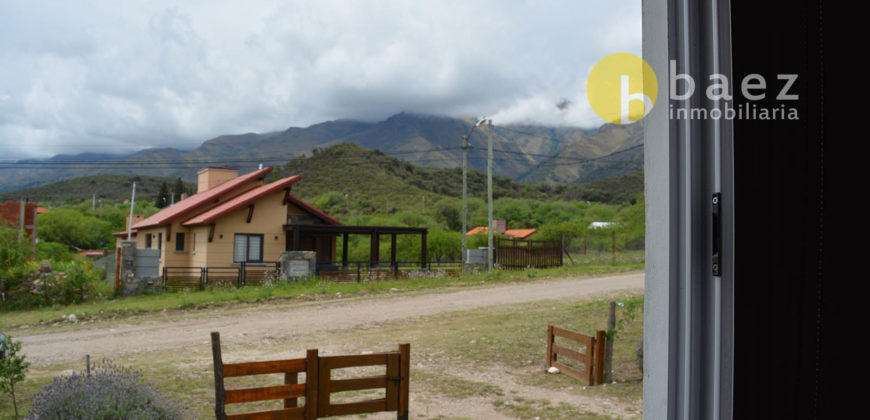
[172,177,187,200]
[0,336,30,420]
[155,181,169,208]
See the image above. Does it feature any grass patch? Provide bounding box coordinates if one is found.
[1,258,642,329]
[413,370,505,399]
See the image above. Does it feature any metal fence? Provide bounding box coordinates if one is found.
[163,261,280,291]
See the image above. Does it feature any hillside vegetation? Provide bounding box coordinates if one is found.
[269,143,643,214]
[0,175,194,203]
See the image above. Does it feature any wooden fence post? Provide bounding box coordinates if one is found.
[398,343,410,420]
[604,301,615,383]
[210,332,227,420]
[611,231,616,265]
[594,330,606,385]
[305,349,319,419]
[546,326,554,367]
[284,372,298,408]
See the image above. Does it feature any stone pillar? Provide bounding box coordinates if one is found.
[279,251,317,281]
[119,241,137,295]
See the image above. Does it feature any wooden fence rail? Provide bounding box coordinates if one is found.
[546,326,606,385]
[211,332,410,420]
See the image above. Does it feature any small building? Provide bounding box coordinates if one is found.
[588,221,616,229]
[466,218,537,240]
[114,166,342,273]
[0,201,38,242]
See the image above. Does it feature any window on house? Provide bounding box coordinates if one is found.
[233,234,263,263]
[175,232,185,251]
[145,234,152,249]
[157,233,162,251]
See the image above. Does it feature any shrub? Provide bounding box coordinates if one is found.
[0,257,107,310]
[35,241,72,262]
[28,360,185,419]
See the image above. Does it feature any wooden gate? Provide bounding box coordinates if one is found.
[546,326,606,385]
[495,236,563,269]
[211,332,410,419]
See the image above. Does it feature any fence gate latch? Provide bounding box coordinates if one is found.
[712,193,722,276]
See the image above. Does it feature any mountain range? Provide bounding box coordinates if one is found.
[0,113,643,193]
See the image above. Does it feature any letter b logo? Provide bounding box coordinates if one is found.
[587,53,658,124]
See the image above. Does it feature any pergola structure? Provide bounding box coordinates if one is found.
[283,223,428,269]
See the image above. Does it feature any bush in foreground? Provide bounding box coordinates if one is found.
[28,360,184,419]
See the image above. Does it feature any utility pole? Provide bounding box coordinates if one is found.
[462,118,485,272]
[486,119,494,272]
[461,133,469,270]
[127,182,136,241]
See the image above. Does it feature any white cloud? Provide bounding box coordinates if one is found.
[0,0,641,159]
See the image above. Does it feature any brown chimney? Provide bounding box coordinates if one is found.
[197,167,238,193]
[493,218,507,235]
[126,214,144,230]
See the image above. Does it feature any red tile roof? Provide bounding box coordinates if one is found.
[465,226,537,239]
[112,229,137,238]
[182,175,303,226]
[466,226,488,236]
[505,228,536,239]
[132,166,273,229]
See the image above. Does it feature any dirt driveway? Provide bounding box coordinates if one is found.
[19,273,643,365]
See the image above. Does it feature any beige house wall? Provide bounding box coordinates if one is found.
[190,225,210,267]
[205,190,290,267]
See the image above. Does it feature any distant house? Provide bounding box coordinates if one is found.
[588,221,616,229]
[466,218,537,240]
[0,201,38,242]
[113,166,342,272]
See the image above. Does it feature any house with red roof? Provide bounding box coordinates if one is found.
[114,166,341,272]
[465,218,537,240]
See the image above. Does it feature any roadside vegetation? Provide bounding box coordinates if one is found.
[0,258,641,331]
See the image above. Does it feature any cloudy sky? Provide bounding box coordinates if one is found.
[0,0,641,159]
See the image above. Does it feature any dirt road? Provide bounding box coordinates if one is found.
[19,273,643,365]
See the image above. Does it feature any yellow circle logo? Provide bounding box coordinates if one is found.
[586,53,658,124]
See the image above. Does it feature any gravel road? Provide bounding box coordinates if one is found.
[19,272,644,365]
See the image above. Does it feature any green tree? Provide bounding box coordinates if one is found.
[172,177,187,201]
[433,200,461,231]
[155,181,170,208]
[0,336,30,419]
[37,209,112,250]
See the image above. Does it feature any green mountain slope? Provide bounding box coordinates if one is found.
[0,175,194,203]
[519,121,644,184]
[268,143,642,214]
